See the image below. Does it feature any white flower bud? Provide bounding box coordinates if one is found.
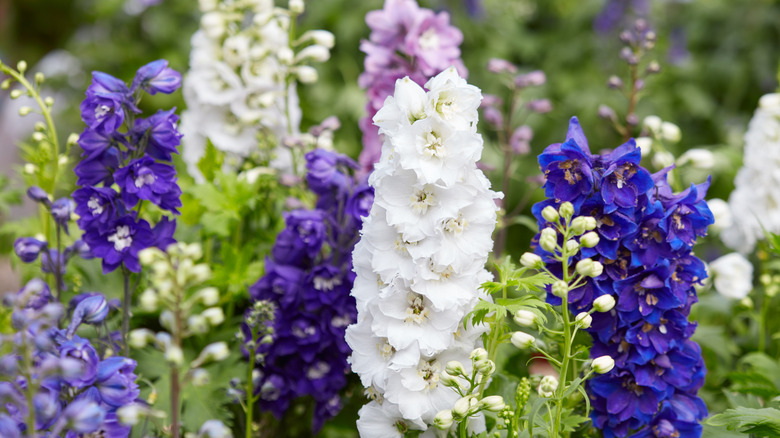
[200,12,225,39]
[160,310,175,332]
[9,89,23,99]
[539,227,558,253]
[300,30,335,49]
[195,342,229,365]
[139,289,158,312]
[652,151,675,169]
[295,65,318,83]
[57,155,68,166]
[440,371,460,388]
[636,137,653,156]
[575,312,592,329]
[592,355,615,374]
[576,258,602,277]
[433,410,454,430]
[191,368,210,386]
[117,404,143,425]
[197,287,220,306]
[477,359,496,376]
[593,294,616,312]
[288,0,304,14]
[198,0,218,11]
[452,396,478,419]
[565,239,579,253]
[552,280,568,298]
[510,331,535,349]
[202,308,225,326]
[296,45,330,63]
[643,115,662,135]
[445,361,466,376]
[480,395,506,412]
[188,315,209,335]
[520,252,543,269]
[541,205,559,223]
[128,329,155,349]
[165,345,184,365]
[590,261,604,277]
[183,243,203,260]
[538,375,558,398]
[18,106,32,116]
[278,47,295,65]
[580,231,600,248]
[571,216,597,235]
[24,163,37,174]
[513,310,537,327]
[469,348,488,363]
[190,264,211,283]
[678,148,715,170]
[16,60,27,73]
[661,122,681,143]
[558,202,574,219]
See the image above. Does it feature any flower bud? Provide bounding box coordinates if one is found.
[539,228,558,253]
[190,264,211,283]
[452,396,478,419]
[660,122,681,143]
[139,289,158,312]
[1,78,11,89]
[470,348,488,363]
[18,106,32,116]
[14,237,46,263]
[513,310,537,327]
[16,60,27,73]
[296,45,330,63]
[288,0,304,14]
[565,239,579,253]
[593,294,616,312]
[552,280,568,298]
[558,202,574,219]
[295,65,318,83]
[575,312,592,329]
[433,409,454,430]
[300,30,335,49]
[195,342,229,366]
[9,89,23,99]
[677,149,715,170]
[477,359,496,376]
[520,252,543,269]
[128,329,155,349]
[165,345,184,365]
[445,360,467,377]
[191,368,210,386]
[117,404,144,425]
[197,287,220,306]
[27,186,51,206]
[200,12,225,39]
[636,137,653,156]
[541,205,559,223]
[643,115,663,134]
[527,98,552,114]
[580,232,600,248]
[570,216,597,235]
[538,375,558,398]
[479,395,506,412]
[598,104,616,120]
[440,371,460,388]
[510,331,535,349]
[592,355,615,374]
[652,151,675,169]
[202,307,225,325]
[576,258,603,277]
[139,247,163,266]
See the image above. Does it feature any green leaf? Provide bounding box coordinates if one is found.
[197,140,224,183]
[708,407,780,436]
[726,371,780,399]
[465,299,507,327]
[526,396,547,438]
[560,414,590,432]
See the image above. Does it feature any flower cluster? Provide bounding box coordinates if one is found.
[180,0,334,175]
[0,280,138,437]
[532,117,713,437]
[247,148,370,432]
[73,60,181,274]
[721,93,780,254]
[357,0,467,176]
[347,68,499,435]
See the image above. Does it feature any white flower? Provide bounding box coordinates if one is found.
[678,148,715,169]
[709,253,754,300]
[706,198,732,232]
[356,401,426,438]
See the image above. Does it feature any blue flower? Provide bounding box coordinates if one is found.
[600,140,654,211]
[13,237,47,263]
[132,108,182,161]
[80,72,132,135]
[51,198,75,230]
[83,215,155,273]
[114,156,182,213]
[95,357,140,408]
[73,186,122,233]
[131,59,182,95]
[538,117,595,204]
[74,146,122,187]
[58,336,100,388]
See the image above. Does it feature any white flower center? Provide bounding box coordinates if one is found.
[94,104,111,119]
[88,196,104,215]
[404,293,430,324]
[423,131,445,158]
[376,339,395,359]
[410,186,436,214]
[314,275,342,291]
[436,92,457,120]
[417,359,441,389]
[331,315,351,327]
[306,361,330,379]
[658,324,667,334]
[418,28,440,51]
[444,215,467,234]
[134,173,156,188]
[427,259,454,279]
[107,225,132,252]
[292,324,317,339]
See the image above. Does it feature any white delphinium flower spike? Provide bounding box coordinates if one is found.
[347,68,500,433]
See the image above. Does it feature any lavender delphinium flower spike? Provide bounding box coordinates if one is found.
[357,0,467,177]
[532,117,712,438]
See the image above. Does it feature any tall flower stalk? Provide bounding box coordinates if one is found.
[347,68,500,435]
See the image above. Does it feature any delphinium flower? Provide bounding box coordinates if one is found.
[246,146,370,432]
[72,60,182,349]
[531,117,713,437]
[346,68,500,435]
[357,0,467,177]
[180,0,334,176]
[0,280,140,437]
[131,243,230,438]
[721,93,780,254]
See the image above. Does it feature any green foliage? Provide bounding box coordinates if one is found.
[708,407,780,436]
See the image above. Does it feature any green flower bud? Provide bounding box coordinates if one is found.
[538,375,558,398]
[1,79,11,90]
[16,60,27,73]
[565,239,579,253]
[580,231,600,248]
[470,348,488,363]
[452,396,478,419]
[539,228,557,253]
[480,395,506,412]
[445,360,467,377]
[558,202,574,219]
[575,312,592,329]
[18,106,32,116]
[34,72,45,84]
[433,410,454,430]
[593,294,616,312]
[552,280,568,298]
[9,89,23,99]
[520,252,544,269]
[541,205,559,223]
[571,216,597,235]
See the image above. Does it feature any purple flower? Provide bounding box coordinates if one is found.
[61,399,105,433]
[73,186,121,233]
[65,240,94,261]
[95,357,140,407]
[67,294,109,337]
[114,156,181,213]
[80,72,132,135]
[131,59,182,95]
[132,108,182,161]
[16,279,53,310]
[77,128,127,158]
[600,140,654,211]
[83,215,155,273]
[404,10,464,77]
[14,237,47,263]
[538,120,595,204]
[0,414,20,438]
[58,336,100,388]
[27,186,51,206]
[151,216,177,251]
[305,149,355,196]
[51,198,76,229]
[346,184,374,224]
[74,146,122,187]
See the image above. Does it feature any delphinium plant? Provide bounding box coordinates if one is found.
[347,67,500,436]
[357,0,468,177]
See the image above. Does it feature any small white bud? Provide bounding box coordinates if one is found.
[160,311,176,332]
[445,361,466,376]
[139,289,158,312]
[580,231,600,248]
[552,280,568,298]
[520,252,543,269]
[433,410,454,430]
[296,45,330,63]
[195,342,229,365]
[452,396,478,419]
[571,216,597,235]
[469,348,488,363]
[165,345,184,365]
[706,198,732,232]
[678,148,715,170]
[295,65,319,83]
[643,115,663,134]
[440,371,460,387]
[16,60,27,73]
[200,12,225,39]
[541,205,559,223]
[558,202,574,219]
[513,310,537,327]
[538,375,558,397]
[593,295,616,312]
[187,315,209,335]
[477,359,496,376]
[660,122,681,143]
[300,30,335,49]
[1,78,11,89]
[23,163,37,174]
[636,136,653,156]
[575,312,592,329]
[576,258,602,277]
[198,0,218,11]
[288,0,304,14]
[190,264,211,283]
[479,395,506,412]
[652,151,675,169]
[66,133,79,146]
[9,89,23,99]
[539,227,558,253]
[565,239,579,253]
[191,368,210,386]
[57,155,68,166]
[197,287,220,306]
[44,96,54,107]
[139,247,163,266]
[32,132,45,142]
[128,329,155,349]
[510,332,535,349]
[18,106,32,116]
[592,355,615,374]
[202,307,225,326]
[117,404,143,425]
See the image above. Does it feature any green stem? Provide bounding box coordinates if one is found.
[458,418,468,438]
[246,351,255,438]
[122,266,132,357]
[552,227,574,438]
[758,294,770,353]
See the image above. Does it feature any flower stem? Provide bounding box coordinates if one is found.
[458,418,468,438]
[122,266,131,356]
[246,357,255,438]
[55,223,63,301]
[171,279,184,438]
[552,227,574,438]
